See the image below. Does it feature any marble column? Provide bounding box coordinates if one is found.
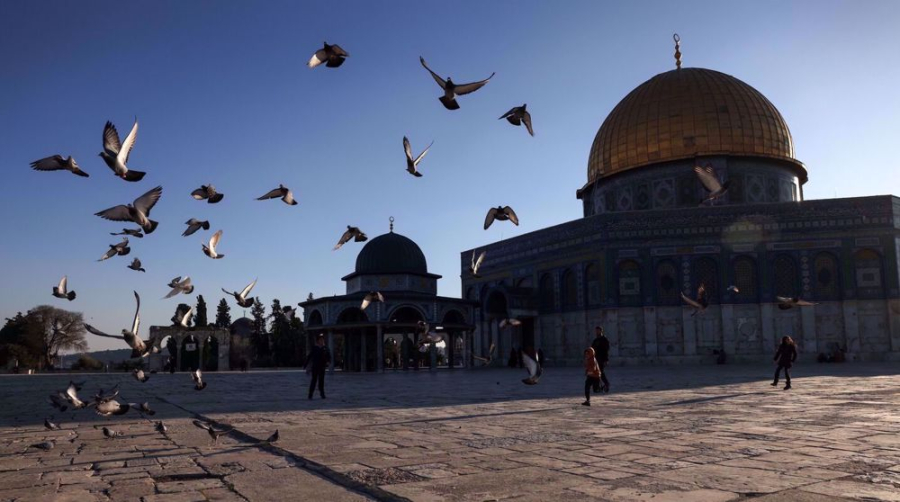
[842,300,861,355]
[327,330,335,373]
[800,305,817,355]
[376,325,384,372]
[643,307,657,358]
[721,304,737,356]
[887,299,900,353]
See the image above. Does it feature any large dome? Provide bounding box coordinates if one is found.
[354,232,428,275]
[587,68,805,184]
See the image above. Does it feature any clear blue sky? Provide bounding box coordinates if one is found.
[2,0,899,351]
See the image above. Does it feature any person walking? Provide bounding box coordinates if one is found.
[582,347,602,406]
[591,326,611,392]
[772,336,798,390]
[307,334,331,399]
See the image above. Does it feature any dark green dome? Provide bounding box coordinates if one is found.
[354,232,428,275]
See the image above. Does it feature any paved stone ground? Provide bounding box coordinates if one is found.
[2,363,900,501]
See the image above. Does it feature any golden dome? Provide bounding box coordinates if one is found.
[587,68,805,184]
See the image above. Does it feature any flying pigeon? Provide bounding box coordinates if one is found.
[110,228,143,238]
[521,349,542,385]
[417,331,443,352]
[61,381,88,410]
[473,343,496,366]
[192,420,232,445]
[403,136,433,177]
[265,430,279,444]
[499,318,522,329]
[84,291,158,358]
[93,384,120,403]
[470,249,486,277]
[44,418,60,431]
[52,276,76,301]
[191,368,207,390]
[69,380,85,392]
[499,104,534,137]
[133,368,149,383]
[48,393,69,412]
[776,296,819,310]
[95,400,130,418]
[102,426,120,438]
[155,421,168,434]
[178,306,194,328]
[182,218,210,237]
[100,119,145,181]
[419,56,494,110]
[308,42,349,68]
[727,285,740,294]
[190,184,224,203]
[257,185,298,205]
[25,441,55,452]
[98,238,131,261]
[130,402,156,416]
[361,292,384,311]
[223,279,257,308]
[164,276,194,299]
[281,306,296,322]
[30,155,89,177]
[128,258,146,272]
[681,283,709,316]
[694,165,729,205]
[333,226,367,250]
[202,230,224,259]
[484,206,519,230]
[94,185,163,234]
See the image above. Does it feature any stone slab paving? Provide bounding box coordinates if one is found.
[1,363,900,501]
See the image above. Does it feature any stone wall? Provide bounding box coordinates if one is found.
[147,326,230,371]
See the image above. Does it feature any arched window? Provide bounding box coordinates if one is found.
[656,260,679,305]
[585,263,602,306]
[813,252,840,300]
[694,257,719,304]
[854,249,884,299]
[539,274,554,312]
[774,255,799,298]
[516,276,533,289]
[732,256,758,301]
[618,260,642,306]
[561,269,578,308]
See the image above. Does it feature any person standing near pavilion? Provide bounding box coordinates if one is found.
[307,334,331,399]
[591,326,611,393]
[772,336,797,390]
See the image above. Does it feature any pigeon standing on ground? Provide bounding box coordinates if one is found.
[681,283,709,316]
[776,296,819,310]
[521,350,542,385]
[222,279,257,308]
[44,418,60,431]
[307,42,349,68]
[133,368,150,383]
[102,427,120,438]
[499,104,534,136]
[190,184,224,203]
[100,119,146,182]
[360,292,384,311]
[192,420,232,445]
[155,421,168,434]
[191,369,207,390]
[52,276,76,301]
[182,218,210,237]
[94,186,163,234]
[128,258,146,272]
[484,206,519,230]
[30,155,89,177]
[164,276,194,299]
[98,238,131,261]
[419,56,495,110]
[202,230,224,259]
[403,136,433,177]
[470,249,486,277]
[694,165,729,205]
[25,441,54,452]
[84,291,158,358]
[110,228,144,238]
[333,226,367,250]
[257,185,298,205]
[265,430,279,444]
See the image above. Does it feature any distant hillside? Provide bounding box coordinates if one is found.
[72,348,134,366]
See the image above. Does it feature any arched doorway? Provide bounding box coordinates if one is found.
[335,308,368,371]
[180,334,201,371]
[442,310,467,368]
[202,335,219,371]
[388,306,425,370]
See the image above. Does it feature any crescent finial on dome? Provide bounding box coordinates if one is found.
[673,33,682,69]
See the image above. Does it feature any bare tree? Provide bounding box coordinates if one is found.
[25,306,87,369]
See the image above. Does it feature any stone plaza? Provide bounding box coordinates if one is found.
[2,364,900,501]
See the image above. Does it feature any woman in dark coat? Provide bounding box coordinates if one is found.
[772,336,798,390]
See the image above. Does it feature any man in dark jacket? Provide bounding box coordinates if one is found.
[307,334,331,399]
[591,327,611,392]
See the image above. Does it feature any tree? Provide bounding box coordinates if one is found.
[194,295,208,328]
[71,354,103,371]
[0,312,40,369]
[250,298,270,363]
[215,298,232,328]
[24,306,87,370]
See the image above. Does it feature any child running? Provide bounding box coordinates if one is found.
[772,335,798,390]
[583,347,602,406]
